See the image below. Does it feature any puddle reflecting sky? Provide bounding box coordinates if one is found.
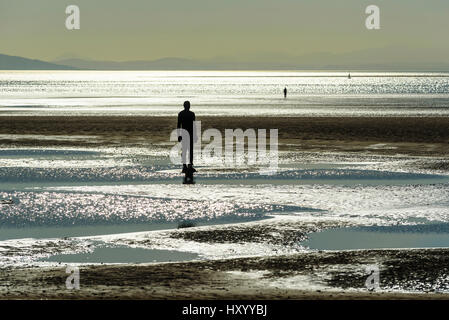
[302,223,449,250]
[40,245,199,264]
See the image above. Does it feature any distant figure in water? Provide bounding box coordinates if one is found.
[283,87,287,98]
[348,72,351,79]
[177,101,197,173]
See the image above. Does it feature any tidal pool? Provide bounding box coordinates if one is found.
[302,223,449,250]
[40,245,198,264]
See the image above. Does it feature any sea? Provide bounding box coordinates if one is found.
[1,70,449,117]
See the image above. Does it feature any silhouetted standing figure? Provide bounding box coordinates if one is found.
[283,87,287,99]
[177,101,196,174]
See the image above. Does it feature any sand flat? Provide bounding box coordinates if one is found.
[2,248,449,300]
[0,116,448,155]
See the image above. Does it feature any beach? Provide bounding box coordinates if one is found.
[1,71,449,300]
[2,0,449,307]
[3,248,449,300]
[1,116,449,299]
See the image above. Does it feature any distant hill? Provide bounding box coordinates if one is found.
[54,57,313,70]
[53,57,207,70]
[0,53,76,70]
[2,52,449,71]
[54,55,449,72]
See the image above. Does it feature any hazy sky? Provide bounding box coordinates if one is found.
[1,0,448,64]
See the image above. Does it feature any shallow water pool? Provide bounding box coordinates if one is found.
[302,223,449,250]
[40,245,199,264]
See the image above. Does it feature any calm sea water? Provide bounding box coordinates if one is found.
[1,70,449,117]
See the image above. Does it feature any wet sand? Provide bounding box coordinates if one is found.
[1,115,449,300]
[1,217,449,300]
[0,116,448,155]
[2,249,449,300]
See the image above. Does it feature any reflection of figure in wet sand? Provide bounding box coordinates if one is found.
[177,101,197,173]
[283,87,287,99]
